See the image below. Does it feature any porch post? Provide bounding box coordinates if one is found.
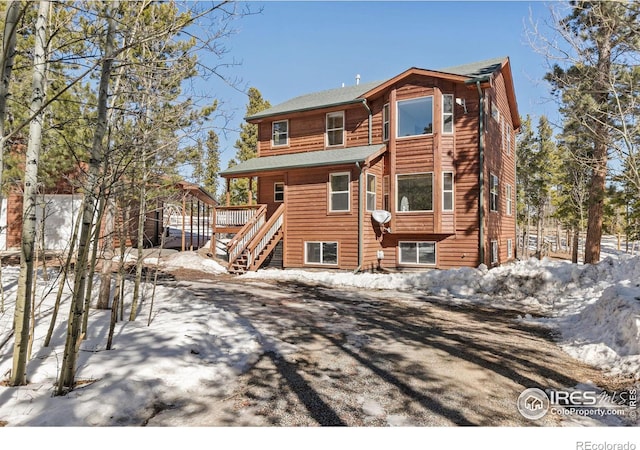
[226,178,231,206]
[181,193,186,252]
[248,177,253,206]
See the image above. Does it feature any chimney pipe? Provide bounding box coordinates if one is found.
[356,74,360,85]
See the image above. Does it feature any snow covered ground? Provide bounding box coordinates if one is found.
[0,238,639,437]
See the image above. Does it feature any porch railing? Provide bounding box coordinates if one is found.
[214,205,262,230]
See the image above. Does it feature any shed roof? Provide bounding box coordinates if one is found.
[221,144,386,178]
[247,57,509,122]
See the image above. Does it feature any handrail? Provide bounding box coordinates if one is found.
[246,203,285,270]
[215,205,261,228]
[227,205,267,264]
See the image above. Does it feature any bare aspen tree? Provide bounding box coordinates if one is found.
[10,0,49,387]
[57,0,118,394]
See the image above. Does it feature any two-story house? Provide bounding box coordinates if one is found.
[217,56,519,274]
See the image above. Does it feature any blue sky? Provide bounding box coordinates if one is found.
[201,1,561,174]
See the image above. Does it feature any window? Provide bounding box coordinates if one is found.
[443,172,454,212]
[442,94,453,133]
[507,239,513,259]
[491,240,499,265]
[491,101,500,122]
[502,121,507,151]
[366,174,376,211]
[397,96,433,137]
[305,242,338,265]
[490,173,499,212]
[326,112,344,147]
[329,172,350,212]
[382,103,390,141]
[272,120,288,146]
[505,184,512,216]
[274,182,284,202]
[397,173,433,212]
[399,241,436,265]
[506,123,512,156]
[383,175,390,212]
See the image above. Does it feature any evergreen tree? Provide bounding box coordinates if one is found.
[228,87,270,204]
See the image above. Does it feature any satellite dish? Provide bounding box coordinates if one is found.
[371,210,392,224]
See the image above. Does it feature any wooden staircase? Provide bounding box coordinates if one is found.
[227,203,285,275]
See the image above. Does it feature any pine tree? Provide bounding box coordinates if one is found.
[228,87,270,204]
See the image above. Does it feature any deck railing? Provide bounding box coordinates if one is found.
[214,205,262,229]
[246,203,285,271]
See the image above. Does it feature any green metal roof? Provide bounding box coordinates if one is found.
[221,144,386,177]
[246,57,508,121]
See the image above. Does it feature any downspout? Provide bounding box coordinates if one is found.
[475,80,485,266]
[355,99,372,273]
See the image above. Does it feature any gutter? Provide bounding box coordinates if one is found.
[354,100,372,273]
[468,77,489,266]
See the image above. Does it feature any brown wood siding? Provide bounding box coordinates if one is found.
[283,165,359,269]
[257,174,284,218]
[484,70,517,265]
[362,155,385,271]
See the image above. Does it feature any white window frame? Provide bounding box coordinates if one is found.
[396,95,434,138]
[507,239,513,259]
[272,120,289,147]
[490,173,499,212]
[274,182,284,203]
[304,241,338,266]
[442,94,454,134]
[383,175,390,212]
[382,103,390,142]
[491,240,499,265]
[505,184,512,216]
[326,111,344,147]
[396,172,434,212]
[398,241,436,266]
[506,123,512,156]
[442,171,454,212]
[366,173,376,212]
[329,172,350,213]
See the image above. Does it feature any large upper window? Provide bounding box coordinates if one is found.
[442,94,454,133]
[397,96,433,137]
[397,173,433,212]
[329,172,350,212]
[399,241,436,265]
[272,120,288,146]
[305,242,338,265]
[326,112,344,147]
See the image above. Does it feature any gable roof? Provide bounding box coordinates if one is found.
[247,57,514,123]
[221,144,386,178]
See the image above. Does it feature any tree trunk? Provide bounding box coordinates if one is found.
[57,1,117,394]
[130,156,147,321]
[97,197,115,309]
[572,227,580,264]
[10,0,49,387]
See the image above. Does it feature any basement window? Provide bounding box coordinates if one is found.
[305,242,338,265]
[399,241,436,265]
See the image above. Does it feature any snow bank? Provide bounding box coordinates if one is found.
[161,251,227,274]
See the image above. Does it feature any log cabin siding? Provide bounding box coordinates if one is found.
[283,165,360,269]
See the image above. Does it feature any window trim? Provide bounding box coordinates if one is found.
[490,173,499,212]
[326,111,345,147]
[507,239,513,259]
[442,171,454,212]
[396,172,434,213]
[329,171,351,213]
[382,103,390,142]
[304,241,339,266]
[398,241,437,266]
[366,173,376,212]
[271,119,289,147]
[442,94,454,134]
[274,182,284,203]
[396,95,434,139]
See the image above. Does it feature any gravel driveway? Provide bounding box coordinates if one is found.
[147,271,631,427]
